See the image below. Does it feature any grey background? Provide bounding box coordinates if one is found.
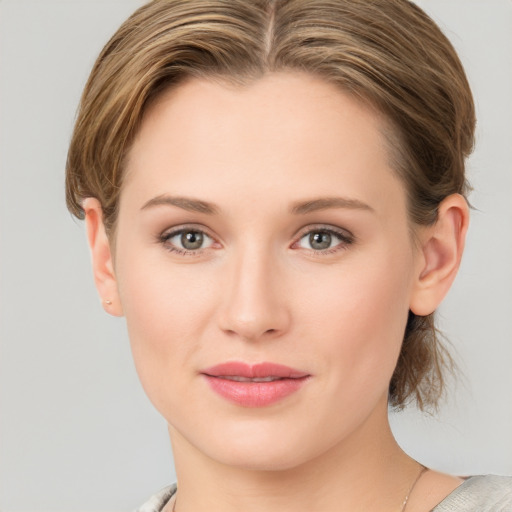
[1,0,511,510]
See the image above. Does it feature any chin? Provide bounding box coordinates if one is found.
[208,442,314,472]
[183,417,338,473]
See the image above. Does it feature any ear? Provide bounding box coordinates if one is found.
[83,198,124,317]
[409,193,469,316]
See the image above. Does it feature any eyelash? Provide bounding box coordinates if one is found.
[158,225,216,257]
[157,225,355,256]
[293,225,355,255]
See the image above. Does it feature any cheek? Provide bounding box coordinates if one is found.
[114,247,217,409]
[301,248,413,393]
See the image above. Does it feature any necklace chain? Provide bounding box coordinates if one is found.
[401,465,428,512]
[170,465,428,512]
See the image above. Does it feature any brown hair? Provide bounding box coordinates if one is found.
[66,0,475,410]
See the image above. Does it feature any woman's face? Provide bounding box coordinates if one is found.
[112,72,422,470]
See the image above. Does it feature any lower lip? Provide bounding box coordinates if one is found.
[202,375,309,407]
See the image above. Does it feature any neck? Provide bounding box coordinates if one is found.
[168,399,421,512]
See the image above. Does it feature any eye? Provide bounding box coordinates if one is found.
[295,227,353,253]
[160,228,215,253]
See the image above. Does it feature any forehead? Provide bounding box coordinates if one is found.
[123,72,406,217]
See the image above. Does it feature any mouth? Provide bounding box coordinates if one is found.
[218,375,288,382]
[201,361,311,407]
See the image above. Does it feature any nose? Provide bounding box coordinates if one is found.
[217,244,291,341]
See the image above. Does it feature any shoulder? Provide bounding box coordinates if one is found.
[432,475,512,511]
[134,483,177,512]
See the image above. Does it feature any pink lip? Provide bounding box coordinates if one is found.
[201,362,310,408]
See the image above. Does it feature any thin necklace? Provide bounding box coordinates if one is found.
[401,465,428,512]
[170,465,429,512]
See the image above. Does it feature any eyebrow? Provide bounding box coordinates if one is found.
[141,195,219,215]
[140,194,374,216]
[290,197,375,215]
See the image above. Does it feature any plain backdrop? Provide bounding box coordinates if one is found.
[1,1,511,511]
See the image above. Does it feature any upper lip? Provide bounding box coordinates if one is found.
[202,361,310,379]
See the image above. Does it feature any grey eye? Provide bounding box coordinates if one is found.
[309,231,332,250]
[180,231,204,250]
[297,229,351,252]
[164,229,214,251]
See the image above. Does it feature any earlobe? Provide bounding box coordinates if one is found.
[410,194,469,316]
[83,198,124,317]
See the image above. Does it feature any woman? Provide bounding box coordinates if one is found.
[65,0,511,510]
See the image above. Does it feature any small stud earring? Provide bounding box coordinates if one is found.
[104,299,112,305]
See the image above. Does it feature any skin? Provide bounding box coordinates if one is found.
[85,72,469,511]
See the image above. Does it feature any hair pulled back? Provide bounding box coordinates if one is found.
[66,0,475,409]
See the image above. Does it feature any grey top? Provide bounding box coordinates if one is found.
[135,475,512,512]
[431,475,512,511]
